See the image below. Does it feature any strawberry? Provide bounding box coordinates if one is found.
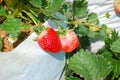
[60,30,80,53]
[114,0,120,14]
[37,27,62,53]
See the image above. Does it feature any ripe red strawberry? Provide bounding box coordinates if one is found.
[60,30,80,53]
[114,0,120,14]
[37,27,62,53]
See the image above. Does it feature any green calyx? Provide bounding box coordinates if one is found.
[57,27,73,39]
[34,26,46,35]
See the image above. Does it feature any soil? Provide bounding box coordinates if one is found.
[0,0,34,52]
[0,29,33,52]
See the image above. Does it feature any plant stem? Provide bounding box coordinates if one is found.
[69,19,101,32]
[22,10,38,26]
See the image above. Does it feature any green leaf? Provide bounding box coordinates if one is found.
[60,3,73,20]
[87,25,107,39]
[0,4,6,16]
[22,23,31,29]
[4,0,24,10]
[87,13,99,24]
[110,38,120,53]
[1,17,21,38]
[44,0,64,16]
[111,30,119,42]
[29,0,42,8]
[74,24,89,37]
[68,49,112,80]
[88,31,105,39]
[111,59,120,79]
[104,30,119,47]
[73,0,88,18]
[103,54,120,80]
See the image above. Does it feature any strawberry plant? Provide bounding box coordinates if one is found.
[0,0,120,80]
[62,0,120,80]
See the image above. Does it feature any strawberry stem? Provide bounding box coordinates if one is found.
[68,19,112,32]
[22,10,38,26]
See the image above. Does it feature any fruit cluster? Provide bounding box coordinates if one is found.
[37,27,80,54]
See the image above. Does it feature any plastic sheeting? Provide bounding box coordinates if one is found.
[0,0,120,80]
[0,21,66,80]
[87,0,120,31]
[86,0,120,53]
